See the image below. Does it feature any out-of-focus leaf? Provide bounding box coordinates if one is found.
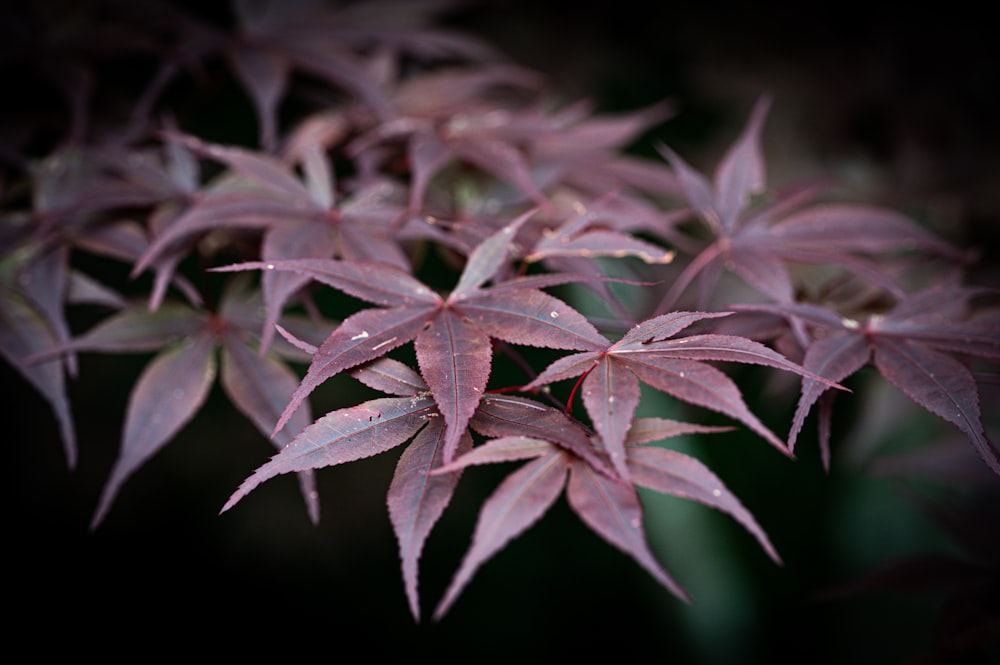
[91,331,217,528]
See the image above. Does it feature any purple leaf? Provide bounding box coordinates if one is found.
[724,246,794,302]
[350,357,428,396]
[627,444,781,563]
[581,356,641,480]
[566,456,689,601]
[27,303,205,361]
[167,132,314,200]
[222,394,438,513]
[472,394,613,476]
[624,356,788,454]
[226,43,289,152]
[220,329,320,524]
[0,291,77,467]
[388,418,471,622]
[275,305,436,435]
[873,338,1000,475]
[215,258,439,307]
[456,288,609,351]
[259,221,338,352]
[415,308,492,463]
[92,331,217,528]
[434,436,556,474]
[617,310,733,346]
[433,449,569,620]
[625,417,735,445]
[769,204,965,259]
[788,332,871,454]
[526,228,675,265]
[713,93,771,230]
[450,208,537,299]
[637,332,848,392]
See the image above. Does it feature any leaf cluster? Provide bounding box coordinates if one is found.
[2,0,997,623]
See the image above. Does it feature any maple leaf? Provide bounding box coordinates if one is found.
[221,354,475,622]
[345,62,553,212]
[25,276,331,527]
[524,98,682,200]
[132,132,428,350]
[428,408,781,620]
[523,310,846,481]
[653,94,968,312]
[734,285,1000,475]
[0,136,208,466]
[222,365,645,622]
[213,209,609,465]
[0,250,79,467]
[226,0,502,149]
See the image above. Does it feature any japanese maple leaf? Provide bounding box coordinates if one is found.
[25,276,332,528]
[219,354,468,622]
[523,310,847,481]
[345,62,552,212]
[132,132,425,350]
[524,98,682,201]
[213,210,610,466]
[429,411,781,620]
[222,357,635,621]
[0,137,205,466]
[653,93,967,312]
[227,0,503,148]
[735,285,1000,475]
[0,244,80,467]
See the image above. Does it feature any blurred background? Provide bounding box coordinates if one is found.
[4,1,999,662]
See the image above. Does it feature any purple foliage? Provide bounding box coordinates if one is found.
[2,0,997,638]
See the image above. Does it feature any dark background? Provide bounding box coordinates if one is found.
[4,1,999,662]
